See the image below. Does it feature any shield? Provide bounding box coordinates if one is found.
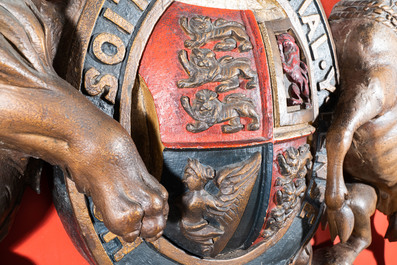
[53,0,338,264]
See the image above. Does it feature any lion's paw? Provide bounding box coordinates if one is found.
[70,132,169,243]
[214,39,237,52]
[238,42,253,52]
[247,123,260,131]
[246,80,257,89]
[89,167,169,242]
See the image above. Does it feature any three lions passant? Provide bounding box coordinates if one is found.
[177,48,258,93]
[180,89,260,133]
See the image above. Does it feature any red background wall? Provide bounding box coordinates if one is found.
[1,0,396,264]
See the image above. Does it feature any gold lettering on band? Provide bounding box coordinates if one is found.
[310,34,327,60]
[130,0,149,10]
[84,67,118,104]
[298,0,314,16]
[301,14,320,41]
[92,32,126,65]
[103,8,134,34]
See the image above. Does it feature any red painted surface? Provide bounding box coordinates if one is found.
[1,1,396,265]
[139,2,273,148]
[0,175,88,265]
[253,136,308,245]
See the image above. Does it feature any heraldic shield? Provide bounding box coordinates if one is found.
[53,0,338,264]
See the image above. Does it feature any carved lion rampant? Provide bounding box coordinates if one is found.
[277,33,310,107]
[179,15,253,52]
[260,144,312,240]
[177,48,258,93]
[180,89,260,133]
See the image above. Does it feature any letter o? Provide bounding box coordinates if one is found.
[92,32,126,65]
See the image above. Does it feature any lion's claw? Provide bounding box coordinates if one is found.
[327,203,354,242]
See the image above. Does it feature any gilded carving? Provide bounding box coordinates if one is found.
[180,89,260,133]
[103,8,134,34]
[260,144,312,239]
[92,32,126,65]
[0,0,341,263]
[177,48,258,92]
[179,16,253,52]
[93,205,143,262]
[130,0,149,11]
[84,67,118,104]
[180,153,262,257]
[102,231,143,262]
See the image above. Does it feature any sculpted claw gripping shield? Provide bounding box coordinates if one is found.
[55,0,338,264]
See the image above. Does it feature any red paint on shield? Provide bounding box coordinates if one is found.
[139,2,273,149]
[253,136,308,245]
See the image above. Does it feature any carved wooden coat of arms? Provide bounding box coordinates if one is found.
[51,0,338,264]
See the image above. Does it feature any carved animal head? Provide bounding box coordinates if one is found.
[191,48,217,70]
[188,15,213,34]
[183,158,215,190]
[277,33,297,53]
[192,89,222,119]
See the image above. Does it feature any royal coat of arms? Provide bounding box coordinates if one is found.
[53,0,338,264]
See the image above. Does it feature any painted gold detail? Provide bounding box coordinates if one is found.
[92,32,126,65]
[177,48,258,93]
[180,89,260,133]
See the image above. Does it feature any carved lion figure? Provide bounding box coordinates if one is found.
[0,0,168,244]
[180,89,260,133]
[177,48,258,93]
[179,15,253,52]
[277,33,310,107]
[316,1,397,264]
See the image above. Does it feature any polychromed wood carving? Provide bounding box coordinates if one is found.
[0,0,340,264]
[64,0,337,263]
